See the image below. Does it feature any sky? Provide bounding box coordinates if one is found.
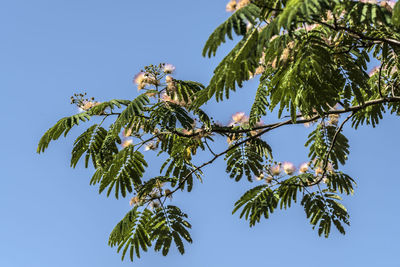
[1,1,400,266]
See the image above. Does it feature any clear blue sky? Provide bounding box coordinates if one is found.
[1,1,399,266]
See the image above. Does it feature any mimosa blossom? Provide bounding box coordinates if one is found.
[328,114,340,126]
[254,173,264,181]
[78,101,100,112]
[283,162,296,175]
[230,112,249,125]
[163,64,175,74]
[165,75,173,84]
[129,196,140,206]
[315,167,323,176]
[226,0,237,12]
[133,72,159,90]
[299,162,309,173]
[236,0,250,9]
[134,72,146,85]
[270,165,281,176]
[122,139,133,148]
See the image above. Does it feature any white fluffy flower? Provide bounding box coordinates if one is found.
[283,162,296,175]
[270,165,281,176]
[230,112,249,125]
[163,64,176,74]
[122,139,133,148]
[299,162,309,173]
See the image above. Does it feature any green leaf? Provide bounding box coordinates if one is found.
[202,4,261,58]
[233,185,278,226]
[37,112,91,153]
[392,1,400,27]
[99,147,148,199]
[109,207,153,261]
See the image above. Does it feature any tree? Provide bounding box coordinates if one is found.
[37,0,400,262]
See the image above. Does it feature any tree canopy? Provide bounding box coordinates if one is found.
[37,0,400,261]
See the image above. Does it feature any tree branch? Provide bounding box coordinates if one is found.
[151,96,400,201]
[314,19,400,47]
[167,96,400,138]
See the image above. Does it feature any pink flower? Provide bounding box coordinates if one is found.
[129,196,140,206]
[254,173,264,181]
[299,162,309,173]
[163,64,176,74]
[315,167,323,176]
[359,0,377,3]
[283,162,296,175]
[270,165,281,176]
[304,24,317,31]
[230,112,249,125]
[226,0,237,12]
[165,75,173,83]
[134,72,146,85]
[122,139,133,148]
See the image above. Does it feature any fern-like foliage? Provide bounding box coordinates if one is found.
[232,185,278,226]
[70,124,108,168]
[326,172,356,195]
[301,190,349,237]
[277,174,309,209]
[113,94,149,134]
[98,146,148,199]
[225,141,266,182]
[233,172,351,237]
[203,4,261,58]
[150,102,194,130]
[88,99,131,115]
[109,207,153,261]
[249,81,268,126]
[37,0,400,259]
[135,176,178,200]
[277,0,332,30]
[37,112,91,153]
[152,205,192,255]
[197,30,261,106]
[393,1,400,27]
[170,80,204,106]
[109,205,192,261]
[161,157,202,192]
[305,123,349,169]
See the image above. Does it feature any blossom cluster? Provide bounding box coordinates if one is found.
[255,160,334,185]
[129,180,172,208]
[133,63,176,91]
[132,63,191,107]
[225,0,250,12]
[70,93,101,112]
[226,112,264,144]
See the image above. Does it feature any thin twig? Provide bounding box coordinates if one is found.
[378,63,384,98]
[204,139,216,156]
